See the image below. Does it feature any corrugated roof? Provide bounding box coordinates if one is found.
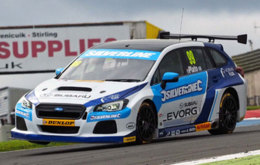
[232,49,260,73]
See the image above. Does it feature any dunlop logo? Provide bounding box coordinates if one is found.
[42,119,75,127]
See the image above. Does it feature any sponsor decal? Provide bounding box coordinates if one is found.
[195,122,211,131]
[175,129,181,135]
[126,122,135,129]
[123,136,136,143]
[220,67,235,78]
[159,131,164,137]
[186,66,202,74]
[15,103,32,121]
[82,49,161,60]
[42,119,75,127]
[163,107,198,121]
[159,125,196,137]
[87,107,131,122]
[179,101,198,109]
[16,110,30,118]
[180,127,196,134]
[90,114,120,120]
[166,131,171,136]
[161,80,202,102]
[40,93,91,99]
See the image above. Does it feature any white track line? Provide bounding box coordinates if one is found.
[172,149,260,165]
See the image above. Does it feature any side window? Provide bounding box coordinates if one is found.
[182,47,207,74]
[209,48,227,67]
[203,50,215,69]
[151,50,183,85]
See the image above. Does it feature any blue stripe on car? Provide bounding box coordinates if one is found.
[87,107,131,122]
[84,83,147,107]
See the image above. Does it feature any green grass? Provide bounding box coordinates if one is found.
[247,106,260,110]
[201,154,260,165]
[0,140,74,152]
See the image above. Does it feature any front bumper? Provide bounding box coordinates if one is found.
[13,104,137,143]
[11,128,135,143]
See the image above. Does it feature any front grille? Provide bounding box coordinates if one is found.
[39,126,79,134]
[36,104,86,119]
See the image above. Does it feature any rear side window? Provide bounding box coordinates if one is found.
[209,48,227,67]
[181,47,207,74]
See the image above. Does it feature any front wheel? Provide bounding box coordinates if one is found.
[209,92,238,135]
[136,103,156,144]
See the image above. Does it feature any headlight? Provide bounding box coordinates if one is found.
[21,96,32,109]
[95,100,128,112]
[19,91,38,109]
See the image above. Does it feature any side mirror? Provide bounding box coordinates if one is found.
[161,72,179,89]
[55,68,64,76]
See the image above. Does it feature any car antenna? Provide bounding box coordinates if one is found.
[179,8,185,42]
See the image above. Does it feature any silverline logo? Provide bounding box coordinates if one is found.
[161,80,203,102]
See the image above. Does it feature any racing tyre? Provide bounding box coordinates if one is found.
[136,103,156,144]
[209,92,238,135]
[29,141,50,145]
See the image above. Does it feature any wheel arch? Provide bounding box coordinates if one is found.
[224,87,239,111]
[142,99,158,128]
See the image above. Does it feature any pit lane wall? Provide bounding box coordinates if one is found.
[0,21,162,89]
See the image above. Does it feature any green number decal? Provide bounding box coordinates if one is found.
[186,50,196,65]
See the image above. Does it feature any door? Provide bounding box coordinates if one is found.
[151,48,208,129]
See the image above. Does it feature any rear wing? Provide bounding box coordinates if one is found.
[158,31,247,44]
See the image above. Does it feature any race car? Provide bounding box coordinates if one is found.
[11,33,247,144]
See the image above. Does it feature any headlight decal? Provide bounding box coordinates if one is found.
[84,83,147,107]
[87,107,131,122]
[15,103,32,121]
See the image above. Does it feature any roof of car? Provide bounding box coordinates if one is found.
[92,39,179,52]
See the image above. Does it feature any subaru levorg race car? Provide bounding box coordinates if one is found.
[11,33,247,144]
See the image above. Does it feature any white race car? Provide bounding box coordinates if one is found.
[12,34,247,144]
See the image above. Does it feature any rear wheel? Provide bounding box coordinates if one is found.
[136,103,156,144]
[209,92,238,135]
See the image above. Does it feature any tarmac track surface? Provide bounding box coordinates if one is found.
[0,125,260,165]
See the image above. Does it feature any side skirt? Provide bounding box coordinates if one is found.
[158,122,212,138]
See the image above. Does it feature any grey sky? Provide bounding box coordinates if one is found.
[0,0,259,55]
[1,0,260,26]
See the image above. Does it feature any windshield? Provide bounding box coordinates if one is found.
[59,57,155,82]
